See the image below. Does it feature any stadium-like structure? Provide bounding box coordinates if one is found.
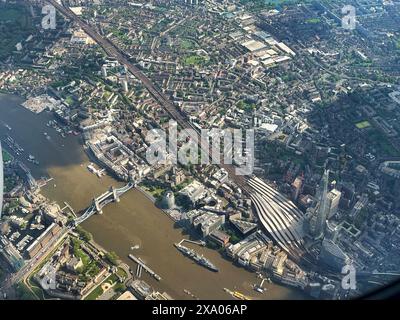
[248,177,305,253]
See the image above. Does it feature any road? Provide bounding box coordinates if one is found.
[44,0,252,193]
[0,227,69,294]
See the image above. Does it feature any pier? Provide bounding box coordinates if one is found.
[62,201,77,218]
[178,239,206,246]
[128,254,162,281]
[136,264,143,278]
[38,177,53,189]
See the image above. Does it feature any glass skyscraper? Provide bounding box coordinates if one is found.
[314,169,330,240]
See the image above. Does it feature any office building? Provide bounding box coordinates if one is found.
[311,170,330,240]
[327,189,342,219]
[193,212,225,237]
[291,176,303,202]
[179,180,206,205]
[319,238,350,272]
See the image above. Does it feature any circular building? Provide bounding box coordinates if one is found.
[162,191,175,209]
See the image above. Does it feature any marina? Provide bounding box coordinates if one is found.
[3,134,41,166]
[3,134,24,156]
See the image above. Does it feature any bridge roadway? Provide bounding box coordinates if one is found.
[0,183,133,294]
[74,183,134,225]
[44,1,310,258]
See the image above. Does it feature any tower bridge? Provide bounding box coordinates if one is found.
[46,0,305,257]
[74,183,134,225]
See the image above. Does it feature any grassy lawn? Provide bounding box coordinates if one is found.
[149,187,165,198]
[306,18,321,24]
[84,284,104,300]
[14,282,37,300]
[240,0,314,11]
[2,149,13,163]
[71,238,101,281]
[237,100,256,113]
[116,267,128,280]
[106,273,119,284]
[355,121,371,129]
[180,39,197,50]
[103,91,112,100]
[111,27,133,45]
[64,96,75,106]
[72,239,90,265]
[27,276,47,300]
[184,55,206,66]
[84,273,119,300]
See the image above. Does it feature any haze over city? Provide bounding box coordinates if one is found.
[0,0,399,303]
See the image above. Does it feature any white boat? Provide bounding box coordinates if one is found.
[254,286,265,293]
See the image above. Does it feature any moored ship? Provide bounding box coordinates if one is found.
[174,243,219,272]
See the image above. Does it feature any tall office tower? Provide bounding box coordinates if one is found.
[327,189,342,219]
[350,193,368,221]
[122,79,129,93]
[340,181,355,208]
[291,176,303,202]
[313,169,330,240]
[319,238,350,272]
[0,142,3,219]
[101,65,108,78]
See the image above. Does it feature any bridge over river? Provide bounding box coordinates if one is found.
[74,183,134,225]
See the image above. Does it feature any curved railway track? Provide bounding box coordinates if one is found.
[46,0,251,193]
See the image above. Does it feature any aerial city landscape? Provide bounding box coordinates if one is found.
[0,0,399,301]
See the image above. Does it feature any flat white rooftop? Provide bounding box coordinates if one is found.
[242,40,267,52]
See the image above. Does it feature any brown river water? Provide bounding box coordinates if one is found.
[0,93,307,300]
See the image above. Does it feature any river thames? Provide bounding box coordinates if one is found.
[0,93,307,300]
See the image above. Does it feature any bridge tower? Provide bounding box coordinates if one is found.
[94,198,103,214]
[111,186,120,203]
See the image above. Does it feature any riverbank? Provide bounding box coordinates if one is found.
[0,93,308,300]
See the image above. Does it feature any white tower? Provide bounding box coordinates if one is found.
[162,191,175,209]
[101,65,108,78]
[122,79,129,93]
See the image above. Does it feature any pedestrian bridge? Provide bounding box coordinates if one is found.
[74,182,134,225]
